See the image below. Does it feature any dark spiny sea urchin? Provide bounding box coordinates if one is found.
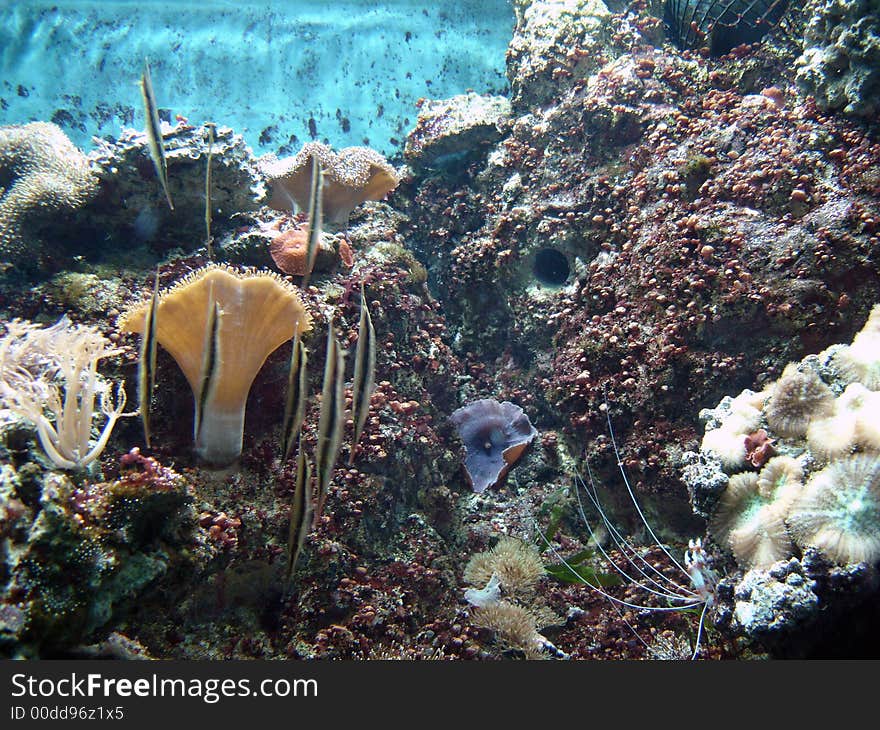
[663,0,790,56]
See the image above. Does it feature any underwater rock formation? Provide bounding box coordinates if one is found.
[3,0,880,662]
[0,122,98,273]
[0,452,193,657]
[683,307,880,655]
[506,0,611,110]
[717,558,820,643]
[795,0,880,119]
[403,28,880,535]
[389,0,880,659]
[88,123,262,257]
[404,93,512,171]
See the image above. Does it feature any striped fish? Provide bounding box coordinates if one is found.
[205,123,215,259]
[139,59,174,211]
[348,283,376,464]
[313,324,345,524]
[138,270,160,448]
[194,294,221,446]
[285,437,312,587]
[301,153,323,289]
[280,324,308,461]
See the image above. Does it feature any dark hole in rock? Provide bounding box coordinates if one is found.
[533,248,569,287]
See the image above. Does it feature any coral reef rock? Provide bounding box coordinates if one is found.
[507,0,611,110]
[796,0,880,118]
[0,122,99,273]
[404,93,512,171]
[718,559,820,644]
[89,123,262,256]
[1,457,193,657]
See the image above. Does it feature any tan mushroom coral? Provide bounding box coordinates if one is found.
[119,264,312,466]
[262,141,400,225]
[0,122,99,269]
[765,363,835,437]
[710,471,797,569]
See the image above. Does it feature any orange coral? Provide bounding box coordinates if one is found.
[338,238,354,268]
[269,226,311,276]
[119,264,312,466]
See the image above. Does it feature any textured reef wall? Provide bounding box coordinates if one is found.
[396,0,880,657]
[0,0,513,158]
[796,0,880,119]
[1,0,879,660]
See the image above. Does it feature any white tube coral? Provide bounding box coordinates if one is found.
[0,316,131,470]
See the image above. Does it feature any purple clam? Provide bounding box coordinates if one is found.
[450,399,538,493]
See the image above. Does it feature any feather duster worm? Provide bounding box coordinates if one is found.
[450,399,538,493]
[119,264,312,466]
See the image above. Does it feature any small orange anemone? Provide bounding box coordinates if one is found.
[269,226,311,276]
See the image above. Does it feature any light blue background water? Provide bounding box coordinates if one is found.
[0,0,513,158]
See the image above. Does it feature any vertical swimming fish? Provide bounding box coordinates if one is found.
[280,324,308,461]
[313,324,345,524]
[205,122,215,259]
[138,269,160,448]
[194,292,221,447]
[301,153,323,289]
[349,282,376,464]
[285,437,312,587]
[139,59,174,211]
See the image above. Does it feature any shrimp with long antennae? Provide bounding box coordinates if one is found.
[540,403,718,659]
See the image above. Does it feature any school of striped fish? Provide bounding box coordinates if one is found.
[134,74,377,589]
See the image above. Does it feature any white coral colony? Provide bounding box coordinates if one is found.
[0,317,132,469]
[696,303,880,567]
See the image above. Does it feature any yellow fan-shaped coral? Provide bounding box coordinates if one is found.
[119,264,312,466]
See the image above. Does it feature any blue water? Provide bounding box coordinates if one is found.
[0,0,513,158]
